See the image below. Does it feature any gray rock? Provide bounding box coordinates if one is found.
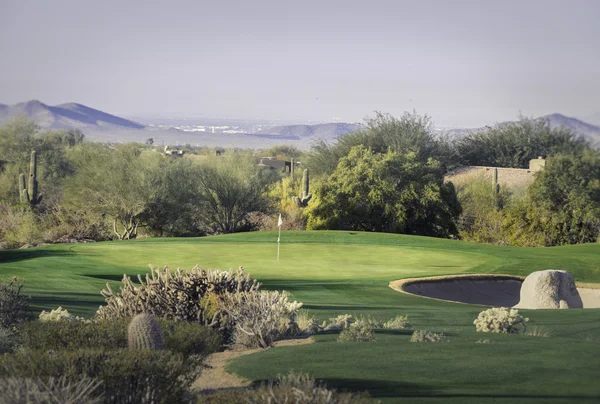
[515,270,583,309]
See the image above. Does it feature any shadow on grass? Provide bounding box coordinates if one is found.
[82,274,127,282]
[0,248,74,264]
[299,378,600,402]
[29,292,104,317]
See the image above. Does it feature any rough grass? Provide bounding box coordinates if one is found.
[1,230,600,402]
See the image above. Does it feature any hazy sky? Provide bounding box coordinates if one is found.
[1,0,599,127]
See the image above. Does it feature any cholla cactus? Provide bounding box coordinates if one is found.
[39,306,88,323]
[95,265,260,328]
[222,290,302,348]
[338,323,376,342]
[474,307,528,334]
[383,315,412,330]
[410,330,446,342]
[324,314,354,331]
[128,313,164,350]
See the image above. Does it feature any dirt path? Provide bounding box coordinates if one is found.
[192,337,314,392]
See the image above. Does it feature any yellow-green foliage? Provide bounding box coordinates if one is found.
[474,307,528,334]
[267,176,305,230]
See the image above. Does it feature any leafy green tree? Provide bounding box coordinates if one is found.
[454,173,515,244]
[306,111,452,176]
[195,153,278,234]
[0,118,83,206]
[63,143,160,240]
[503,150,600,245]
[305,145,461,237]
[454,117,588,169]
[142,157,206,237]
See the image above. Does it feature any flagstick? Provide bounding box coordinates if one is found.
[277,225,281,261]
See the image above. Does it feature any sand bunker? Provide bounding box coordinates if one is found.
[390,274,600,308]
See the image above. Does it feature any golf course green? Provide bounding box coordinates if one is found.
[1,231,599,403]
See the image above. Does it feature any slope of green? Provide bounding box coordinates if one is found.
[1,231,599,402]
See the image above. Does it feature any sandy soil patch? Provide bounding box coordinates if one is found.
[192,337,314,393]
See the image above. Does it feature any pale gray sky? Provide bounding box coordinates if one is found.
[1,0,598,127]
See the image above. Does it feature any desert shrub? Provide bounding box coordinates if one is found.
[324,314,354,331]
[19,317,221,357]
[222,290,303,348]
[383,315,412,330]
[197,371,372,404]
[0,349,202,403]
[474,307,528,334]
[0,376,103,404]
[410,330,447,342]
[95,265,259,328]
[0,327,18,354]
[159,320,222,356]
[20,318,129,351]
[0,278,29,329]
[338,323,376,343]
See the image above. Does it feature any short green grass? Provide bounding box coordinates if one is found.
[1,231,599,403]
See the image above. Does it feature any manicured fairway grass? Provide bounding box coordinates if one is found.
[1,231,599,403]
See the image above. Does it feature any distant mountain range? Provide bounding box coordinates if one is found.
[253,122,363,142]
[1,100,599,149]
[441,113,600,146]
[0,100,144,131]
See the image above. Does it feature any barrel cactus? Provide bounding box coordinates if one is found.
[127,313,164,350]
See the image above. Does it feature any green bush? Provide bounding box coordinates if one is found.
[410,330,447,343]
[19,317,221,357]
[0,349,202,403]
[0,375,103,404]
[338,324,376,343]
[0,278,29,329]
[473,307,528,334]
[0,327,18,354]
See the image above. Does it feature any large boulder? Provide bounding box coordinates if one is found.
[515,270,583,309]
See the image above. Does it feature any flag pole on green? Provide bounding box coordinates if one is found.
[277,214,283,261]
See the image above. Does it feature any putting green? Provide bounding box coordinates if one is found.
[1,231,599,402]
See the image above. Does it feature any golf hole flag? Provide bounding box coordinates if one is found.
[277,214,283,261]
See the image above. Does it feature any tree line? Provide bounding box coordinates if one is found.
[0,112,598,248]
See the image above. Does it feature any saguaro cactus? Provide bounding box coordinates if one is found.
[19,151,42,206]
[127,313,164,350]
[292,168,312,207]
[492,167,500,194]
[492,168,502,210]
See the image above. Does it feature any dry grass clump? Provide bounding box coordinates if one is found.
[0,376,103,404]
[525,326,552,338]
